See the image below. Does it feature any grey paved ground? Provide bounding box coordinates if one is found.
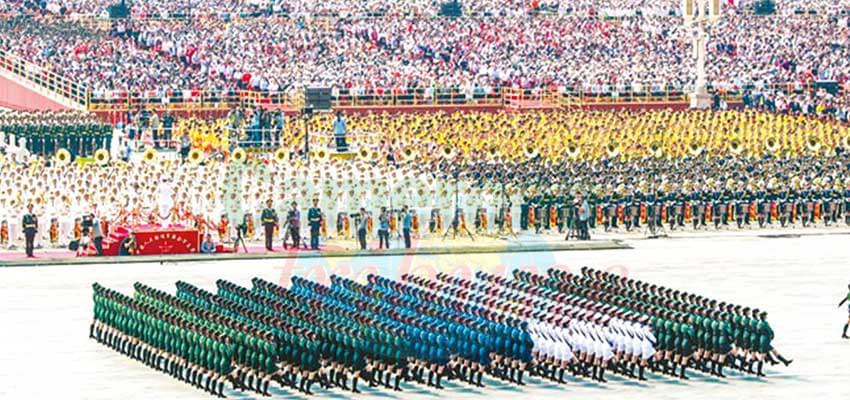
[1,232,848,399]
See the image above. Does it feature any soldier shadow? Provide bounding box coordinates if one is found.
[604,374,650,388]
[353,386,400,399]
[397,382,440,396]
[643,373,690,386]
[682,374,729,385]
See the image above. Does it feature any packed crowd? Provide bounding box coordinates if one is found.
[3,11,850,118]
[89,267,788,396]
[25,0,850,19]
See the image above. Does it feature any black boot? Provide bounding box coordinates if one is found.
[352,377,361,393]
[476,371,483,387]
[598,367,606,383]
[339,370,347,387]
[435,374,444,389]
[776,354,793,367]
[843,324,849,339]
[757,361,765,377]
[517,369,525,385]
[638,365,646,381]
[679,365,688,380]
[394,374,402,391]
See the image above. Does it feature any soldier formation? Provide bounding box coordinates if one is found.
[0,110,112,160]
[90,267,789,397]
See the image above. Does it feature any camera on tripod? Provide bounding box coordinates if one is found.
[81,214,94,235]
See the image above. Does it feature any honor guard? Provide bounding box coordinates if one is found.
[260,199,278,251]
[308,198,322,250]
[22,203,38,258]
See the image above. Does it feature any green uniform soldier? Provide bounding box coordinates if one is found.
[308,198,322,250]
[22,203,38,258]
[260,199,278,251]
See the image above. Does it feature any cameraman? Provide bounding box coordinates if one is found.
[90,213,104,256]
[576,193,591,240]
[378,207,390,249]
[401,205,413,249]
[284,201,301,250]
[81,213,93,237]
[357,208,369,250]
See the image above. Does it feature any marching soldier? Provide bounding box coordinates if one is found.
[308,198,322,250]
[261,199,278,251]
[22,203,37,258]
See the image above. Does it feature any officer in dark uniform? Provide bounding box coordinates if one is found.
[307,198,322,250]
[623,190,637,231]
[734,185,747,229]
[712,188,725,229]
[690,187,704,229]
[260,199,278,251]
[22,203,38,258]
[756,185,769,227]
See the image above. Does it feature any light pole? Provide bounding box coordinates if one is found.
[683,0,721,109]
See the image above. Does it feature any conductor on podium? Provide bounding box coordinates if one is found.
[333,112,348,151]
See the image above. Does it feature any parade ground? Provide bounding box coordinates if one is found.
[1,229,849,400]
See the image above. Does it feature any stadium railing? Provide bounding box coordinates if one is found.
[2,46,842,113]
[86,89,303,112]
[0,51,90,108]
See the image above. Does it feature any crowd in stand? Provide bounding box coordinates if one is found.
[20,0,850,19]
[90,267,789,396]
[3,9,850,120]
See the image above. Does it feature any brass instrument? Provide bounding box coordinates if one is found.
[94,149,110,166]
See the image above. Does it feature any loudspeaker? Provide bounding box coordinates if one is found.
[108,2,130,18]
[439,1,462,17]
[815,80,839,95]
[304,88,332,111]
[753,0,775,14]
